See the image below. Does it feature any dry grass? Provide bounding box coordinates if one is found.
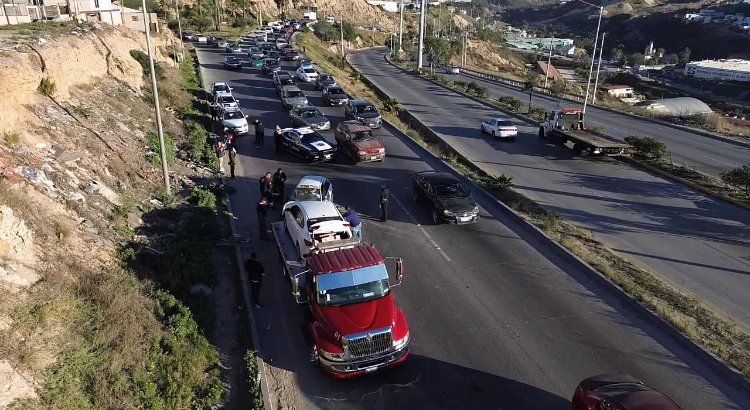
[300,32,750,377]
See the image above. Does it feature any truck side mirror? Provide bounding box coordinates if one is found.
[385,257,404,288]
[292,272,308,304]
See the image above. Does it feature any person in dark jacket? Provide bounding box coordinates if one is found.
[244,252,265,308]
[259,172,273,198]
[272,168,287,206]
[257,197,269,240]
[273,125,283,153]
[254,119,265,148]
[343,205,362,240]
[226,130,237,178]
[379,182,390,222]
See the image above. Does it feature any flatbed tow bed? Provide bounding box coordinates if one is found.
[271,221,361,279]
[557,129,631,157]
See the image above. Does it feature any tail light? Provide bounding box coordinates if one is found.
[343,223,351,227]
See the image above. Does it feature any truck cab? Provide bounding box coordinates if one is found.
[539,108,584,137]
[290,245,410,378]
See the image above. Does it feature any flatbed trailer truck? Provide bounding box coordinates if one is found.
[538,108,631,157]
[271,221,410,378]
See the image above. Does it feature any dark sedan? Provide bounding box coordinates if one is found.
[273,71,296,93]
[572,374,682,410]
[289,105,331,130]
[261,58,281,75]
[321,86,349,106]
[285,49,301,61]
[412,171,479,224]
[279,127,337,162]
[222,56,242,70]
[315,73,336,90]
[344,99,382,128]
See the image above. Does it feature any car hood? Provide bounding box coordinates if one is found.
[301,115,328,125]
[319,80,336,86]
[319,294,395,337]
[327,94,348,100]
[355,111,380,120]
[437,196,476,213]
[303,139,335,151]
[285,96,307,103]
[223,118,247,128]
[352,138,383,151]
[225,60,241,65]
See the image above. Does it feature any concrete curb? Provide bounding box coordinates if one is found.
[459,67,750,149]
[193,46,273,410]
[347,51,750,394]
[384,55,749,213]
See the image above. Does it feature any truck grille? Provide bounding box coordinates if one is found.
[344,327,392,359]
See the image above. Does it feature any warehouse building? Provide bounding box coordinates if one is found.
[684,59,750,82]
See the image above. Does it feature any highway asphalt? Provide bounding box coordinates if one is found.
[350,48,750,332]
[451,67,750,177]
[195,43,750,409]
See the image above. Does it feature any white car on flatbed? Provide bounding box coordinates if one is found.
[480,117,518,139]
[281,200,356,260]
[288,176,333,203]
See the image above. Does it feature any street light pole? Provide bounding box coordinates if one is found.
[418,0,426,69]
[592,32,606,106]
[141,0,170,195]
[340,17,345,64]
[399,0,404,52]
[582,5,603,119]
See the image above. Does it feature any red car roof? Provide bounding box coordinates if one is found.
[308,245,384,274]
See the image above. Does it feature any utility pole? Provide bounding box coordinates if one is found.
[141,0,170,195]
[592,32,606,106]
[582,5,603,119]
[174,0,184,58]
[438,2,442,39]
[340,17,345,65]
[399,0,404,52]
[214,0,220,31]
[418,0,426,69]
[462,31,467,67]
[544,35,554,88]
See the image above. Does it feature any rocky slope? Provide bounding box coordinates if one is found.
[251,0,399,30]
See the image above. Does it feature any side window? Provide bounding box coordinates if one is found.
[322,181,330,198]
[295,209,305,227]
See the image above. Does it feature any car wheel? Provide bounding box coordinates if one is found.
[432,209,440,224]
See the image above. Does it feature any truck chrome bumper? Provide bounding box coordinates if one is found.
[319,345,409,378]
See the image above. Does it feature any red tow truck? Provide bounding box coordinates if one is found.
[272,222,409,378]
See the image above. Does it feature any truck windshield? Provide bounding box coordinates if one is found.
[316,265,390,307]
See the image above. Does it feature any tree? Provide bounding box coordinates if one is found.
[624,135,669,162]
[521,71,539,114]
[678,47,692,63]
[721,165,750,196]
[424,36,453,66]
[627,52,645,68]
[549,80,566,108]
[609,48,624,64]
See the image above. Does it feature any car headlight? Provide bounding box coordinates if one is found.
[319,348,346,362]
[443,209,453,216]
[472,206,479,215]
[323,121,330,127]
[356,116,364,121]
[393,332,410,350]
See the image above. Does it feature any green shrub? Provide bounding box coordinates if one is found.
[146,131,176,166]
[497,96,523,111]
[3,131,21,146]
[38,77,57,97]
[188,186,217,210]
[721,165,750,196]
[130,49,165,80]
[245,350,264,409]
[528,106,546,120]
[624,135,670,162]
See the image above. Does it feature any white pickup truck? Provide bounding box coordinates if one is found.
[480,117,518,140]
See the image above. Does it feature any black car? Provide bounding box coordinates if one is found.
[315,73,336,90]
[223,56,242,70]
[344,99,382,128]
[412,171,479,224]
[273,71,295,93]
[268,50,280,60]
[322,86,349,106]
[280,127,337,162]
[261,58,281,75]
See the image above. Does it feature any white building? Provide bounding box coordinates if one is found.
[605,85,634,98]
[684,59,750,82]
[366,0,399,12]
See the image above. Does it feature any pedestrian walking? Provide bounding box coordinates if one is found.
[254,119,265,148]
[257,197,270,241]
[272,167,287,206]
[379,182,390,222]
[214,137,227,174]
[343,205,362,240]
[244,252,265,308]
[273,125,283,153]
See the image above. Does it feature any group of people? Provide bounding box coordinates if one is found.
[213,122,289,177]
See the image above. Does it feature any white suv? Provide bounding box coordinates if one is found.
[283,201,352,259]
[296,66,319,82]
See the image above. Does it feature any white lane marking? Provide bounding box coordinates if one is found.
[702,155,738,168]
[391,194,452,262]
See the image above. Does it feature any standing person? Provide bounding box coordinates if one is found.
[379,182,390,222]
[272,167,287,206]
[257,197,270,241]
[259,172,273,199]
[214,137,227,174]
[273,125,283,153]
[244,252,265,308]
[227,143,237,178]
[343,205,362,240]
[254,119,265,149]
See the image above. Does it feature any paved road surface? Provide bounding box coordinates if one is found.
[195,43,750,409]
[451,68,750,177]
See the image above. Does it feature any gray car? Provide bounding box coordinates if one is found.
[289,105,331,130]
[344,99,382,128]
[280,85,308,110]
[273,71,295,93]
[321,86,348,106]
[315,73,336,90]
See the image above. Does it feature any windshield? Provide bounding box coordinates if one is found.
[435,183,469,198]
[315,265,390,307]
[351,131,375,141]
[266,60,279,66]
[287,91,304,98]
[224,111,244,120]
[301,109,321,118]
[214,85,228,92]
[219,96,235,103]
[328,88,345,96]
[356,104,375,113]
[300,133,324,144]
[292,187,321,201]
[320,75,333,81]
[498,121,514,127]
[303,68,316,74]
